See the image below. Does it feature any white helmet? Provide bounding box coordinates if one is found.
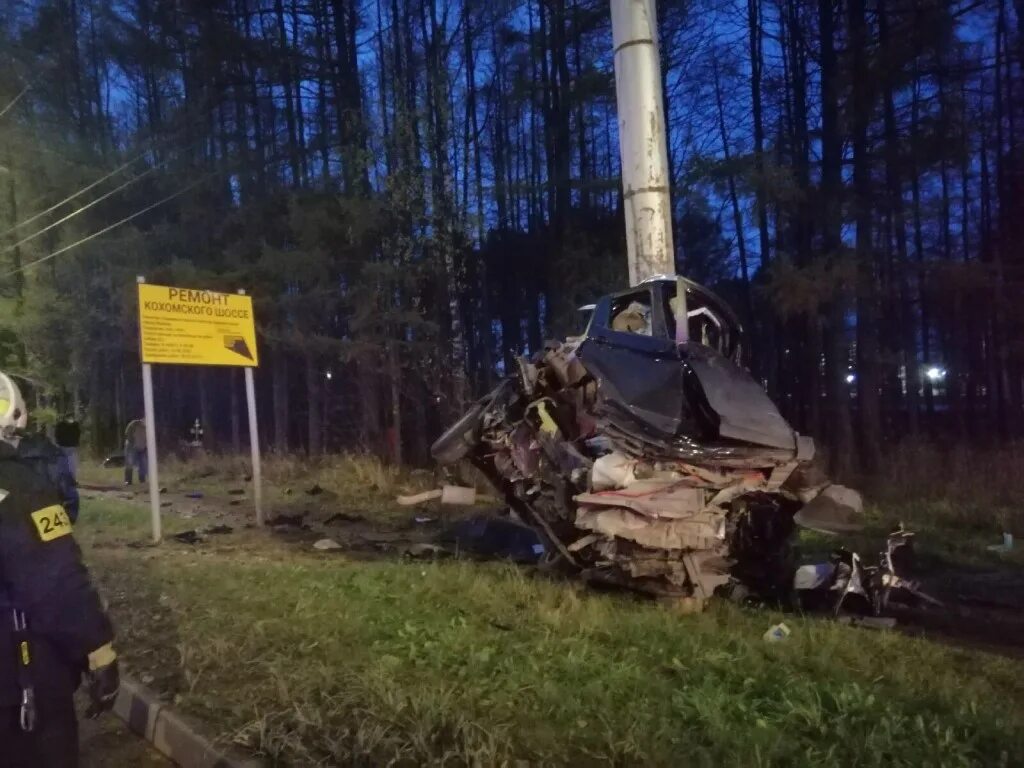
[0,372,28,438]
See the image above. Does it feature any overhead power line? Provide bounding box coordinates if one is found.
[1,174,214,280]
[2,130,368,281]
[2,162,166,255]
[0,84,30,121]
[0,149,153,240]
[0,132,208,242]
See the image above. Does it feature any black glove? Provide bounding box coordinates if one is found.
[85,659,120,719]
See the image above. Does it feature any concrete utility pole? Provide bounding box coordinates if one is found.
[611,0,675,286]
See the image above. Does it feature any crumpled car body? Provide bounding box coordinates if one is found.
[433,276,846,600]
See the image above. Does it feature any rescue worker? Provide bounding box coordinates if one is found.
[0,372,119,767]
[17,431,80,524]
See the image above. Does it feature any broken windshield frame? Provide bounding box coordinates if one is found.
[586,278,743,361]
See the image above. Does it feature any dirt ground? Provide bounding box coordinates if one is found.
[893,567,1024,657]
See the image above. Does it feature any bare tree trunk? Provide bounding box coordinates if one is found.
[712,57,752,325]
[747,0,770,267]
[3,149,24,300]
[272,346,289,452]
[466,7,492,390]
[910,74,933,429]
[818,0,854,476]
[955,69,973,439]
[274,0,302,185]
[388,341,402,465]
[849,0,881,470]
[290,0,309,184]
[490,22,509,229]
[358,351,381,454]
[306,352,322,455]
[573,0,588,213]
[994,0,1016,436]
[879,0,919,437]
[199,369,215,451]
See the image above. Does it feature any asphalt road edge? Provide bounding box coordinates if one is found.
[113,677,264,768]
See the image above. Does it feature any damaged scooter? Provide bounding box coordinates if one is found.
[795,523,942,619]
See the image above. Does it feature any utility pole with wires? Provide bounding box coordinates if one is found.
[611,0,676,286]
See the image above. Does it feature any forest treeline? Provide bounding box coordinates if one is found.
[0,0,1020,475]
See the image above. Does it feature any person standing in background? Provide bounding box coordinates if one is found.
[123,418,147,486]
[54,414,81,480]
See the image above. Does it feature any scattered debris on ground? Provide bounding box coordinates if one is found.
[304,484,338,499]
[324,512,366,525]
[404,542,450,559]
[987,532,1014,553]
[313,538,343,551]
[172,530,202,545]
[397,485,477,506]
[267,512,309,529]
[763,623,791,642]
[437,515,545,564]
[837,616,897,630]
[102,453,126,468]
[171,524,233,545]
[79,461,1024,654]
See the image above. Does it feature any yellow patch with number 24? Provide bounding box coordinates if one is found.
[31,505,72,542]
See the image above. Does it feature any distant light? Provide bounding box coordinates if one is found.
[845,374,855,384]
[325,370,333,380]
[925,367,946,381]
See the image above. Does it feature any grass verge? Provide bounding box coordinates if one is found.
[78,496,1024,767]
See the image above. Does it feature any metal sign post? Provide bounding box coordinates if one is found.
[136,280,263,541]
[137,276,162,543]
[239,289,263,525]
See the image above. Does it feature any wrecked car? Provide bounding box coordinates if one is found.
[432,275,858,602]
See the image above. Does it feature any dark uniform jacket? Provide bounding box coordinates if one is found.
[17,434,80,522]
[0,441,112,706]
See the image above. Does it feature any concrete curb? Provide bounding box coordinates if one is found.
[113,677,263,768]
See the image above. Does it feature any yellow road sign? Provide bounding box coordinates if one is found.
[138,284,259,366]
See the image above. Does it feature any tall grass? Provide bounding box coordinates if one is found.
[92,451,428,499]
[867,441,1024,533]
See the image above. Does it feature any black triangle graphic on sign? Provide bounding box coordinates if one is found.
[224,335,254,361]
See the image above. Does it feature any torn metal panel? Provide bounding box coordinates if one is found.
[683,551,732,600]
[793,484,865,534]
[682,344,801,451]
[575,481,707,519]
[575,506,723,550]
